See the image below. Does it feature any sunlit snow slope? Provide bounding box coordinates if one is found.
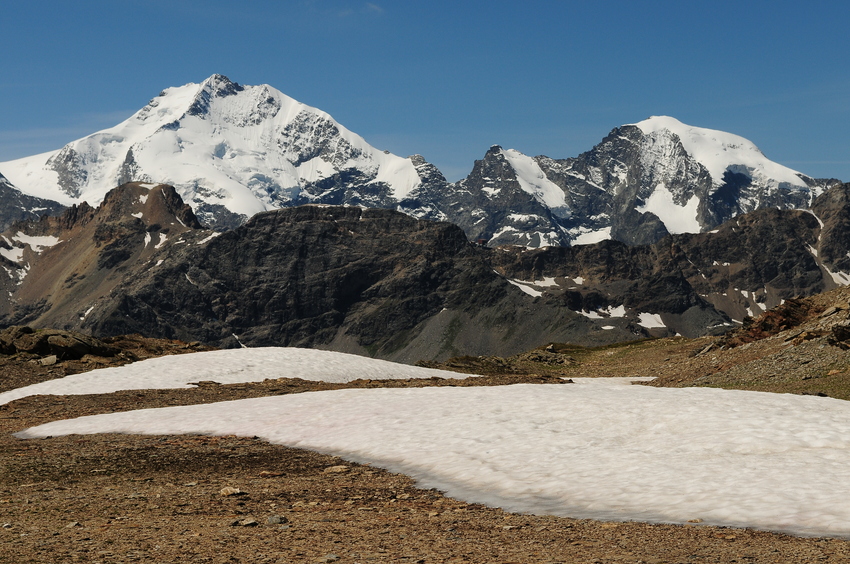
[0,75,421,226]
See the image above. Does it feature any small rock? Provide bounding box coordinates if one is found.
[259,470,284,478]
[230,518,258,527]
[39,355,58,366]
[65,521,81,528]
[183,481,198,487]
[219,486,243,496]
[319,555,340,563]
[323,465,349,474]
[687,518,704,523]
[267,515,288,525]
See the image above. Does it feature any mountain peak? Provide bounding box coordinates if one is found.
[626,115,808,189]
[0,76,422,227]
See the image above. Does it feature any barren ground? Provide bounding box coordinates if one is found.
[4,314,850,563]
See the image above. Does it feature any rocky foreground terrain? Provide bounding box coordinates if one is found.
[5,287,850,563]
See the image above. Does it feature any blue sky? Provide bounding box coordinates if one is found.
[2,0,848,181]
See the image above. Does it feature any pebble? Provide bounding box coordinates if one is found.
[231,518,258,527]
[219,486,242,496]
[39,355,58,366]
[267,515,288,525]
[323,465,349,474]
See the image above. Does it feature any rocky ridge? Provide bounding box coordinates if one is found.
[3,181,850,359]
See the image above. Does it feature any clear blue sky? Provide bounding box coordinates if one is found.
[2,0,848,182]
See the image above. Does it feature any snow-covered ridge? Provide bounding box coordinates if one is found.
[0,74,421,218]
[631,116,808,189]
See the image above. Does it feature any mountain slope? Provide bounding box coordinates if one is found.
[0,171,65,231]
[0,75,422,229]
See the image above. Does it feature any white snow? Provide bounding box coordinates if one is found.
[580,305,626,319]
[507,213,540,222]
[580,310,603,319]
[635,183,701,234]
[507,279,543,297]
[0,246,24,263]
[509,276,558,288]
[12,232,61,252]
[0,75,421,214]
[500,149,569,213]
[571,227,612,245]
[0,348,473,406]
[131,212,143,218]
[154,233,167,249]
[197,232,222,245]
[637,313,666,329]
[632,116,808,189]
[534,276,558,287]
[143,232,152,247]
[16,381,850,538]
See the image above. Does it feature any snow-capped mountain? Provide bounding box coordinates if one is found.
[0,74,840,243]
[0,75,423,228]
[406,116,839,247]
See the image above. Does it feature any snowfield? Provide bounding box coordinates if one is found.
[10,348,850,539]
[0,347,471,406]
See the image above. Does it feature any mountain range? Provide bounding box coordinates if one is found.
[2,179,849,361]
[0,75,841,245]
[1,75,848,360]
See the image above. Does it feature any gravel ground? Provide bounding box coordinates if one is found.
[3,320,850,563]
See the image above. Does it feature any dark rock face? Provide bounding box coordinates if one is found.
[81,206,607,360]
[0,172,66,231]
[4,182,850,362]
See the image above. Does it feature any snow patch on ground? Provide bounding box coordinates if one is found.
[17,382,850,538]
[0,348,473,406]
[12,232,62,252]
[637,313,666,329]
[197,232,222,245]
[0,246,24,263]
[507,280,543,297]
[571,227,611,245]
[579,305,626,319]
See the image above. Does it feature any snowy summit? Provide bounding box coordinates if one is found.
[0,75,421,226]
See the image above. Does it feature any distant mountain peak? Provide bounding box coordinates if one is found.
[0,76,422,228]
